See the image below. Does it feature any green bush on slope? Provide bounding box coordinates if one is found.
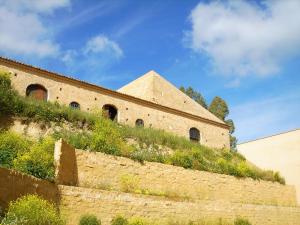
[0,131,30,168]
[13,137,55,181]
[0,131,55,181]
[79,214,101,225]
[1,195,64,225]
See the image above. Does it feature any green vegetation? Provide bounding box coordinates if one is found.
[179,86,207,109]
[79,214,101,225]
[0,70,285,184]
[1,195,64,225]
[234,218,251,225]
[111,216,156,225]
[110,216,252,225]
[0,131,55,181]
[13,137,55,180]
[111,216,129,225]
[0,131,30,168]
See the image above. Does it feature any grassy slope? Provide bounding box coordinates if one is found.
[0,70,285,184]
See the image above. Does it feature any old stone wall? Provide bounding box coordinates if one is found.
[74,149,297,206]
[0,62,229,149]
[0,168,59,210]
[54,139,78,186]
[59,185,300,225]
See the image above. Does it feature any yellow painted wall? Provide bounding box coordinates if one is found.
[237,129,300,204]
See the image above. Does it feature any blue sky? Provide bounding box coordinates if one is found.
[1,0,300,143]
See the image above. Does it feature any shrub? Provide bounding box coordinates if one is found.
[52,129,92,150]
[129,145,166,163]
[119,174,140,192]
[91,119,123,155]
[274,171,285,185]
[169,150,193,169]
[13,137,55,180]
[0,131,30,168]
[79,214,101,225]
[1,194,64,225]
[0,70,19,116]
[111,215,128,225]
[128,217,153,225]
[234,217,251,225]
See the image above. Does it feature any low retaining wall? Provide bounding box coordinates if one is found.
[59,185,300,225]
[73,149,297,206]
[0,168,59,210]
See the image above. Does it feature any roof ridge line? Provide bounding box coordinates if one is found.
[238,128,300,145]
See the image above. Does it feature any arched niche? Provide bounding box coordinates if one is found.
[26,84,48,101]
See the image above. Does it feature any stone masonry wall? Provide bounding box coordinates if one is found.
[54,139,78,186]
[0,63,229,149]
[75,149,297,206]
[0,168,59,210]
[59,185,300,225]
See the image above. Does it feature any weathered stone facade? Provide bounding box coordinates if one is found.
[0,57,229,149]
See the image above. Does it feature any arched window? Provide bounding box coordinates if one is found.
[69,101,80,110]
[135,119,144,127]
[26,84,47,101]
[189,127,200,142]
[102,104,118,121]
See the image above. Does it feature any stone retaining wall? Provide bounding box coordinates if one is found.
[74,149,297,206]
[0,168,59,210]
[59,185,300,225]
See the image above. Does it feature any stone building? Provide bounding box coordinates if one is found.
[0,56,229,148]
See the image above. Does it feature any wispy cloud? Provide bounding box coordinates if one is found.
[0,0,70,57]
[54,1,123,32]
[231,91,300,143]
[186,0,300,78]
[114,10,151,38]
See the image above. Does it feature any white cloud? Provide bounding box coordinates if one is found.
[61,35,124,84]
[187,0,300,77]
[0,0,70,57]
[0,0,70,13]
[84,35,123,58]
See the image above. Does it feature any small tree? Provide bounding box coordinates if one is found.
[179,86,207,109]
[208,96,229,121]
[209,97,237,151]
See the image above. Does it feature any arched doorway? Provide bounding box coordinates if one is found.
[69,101,80,110]
[102,104,118,121]
[189,127,200,142]
[135,119,144,127]
[26,84,48,101]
